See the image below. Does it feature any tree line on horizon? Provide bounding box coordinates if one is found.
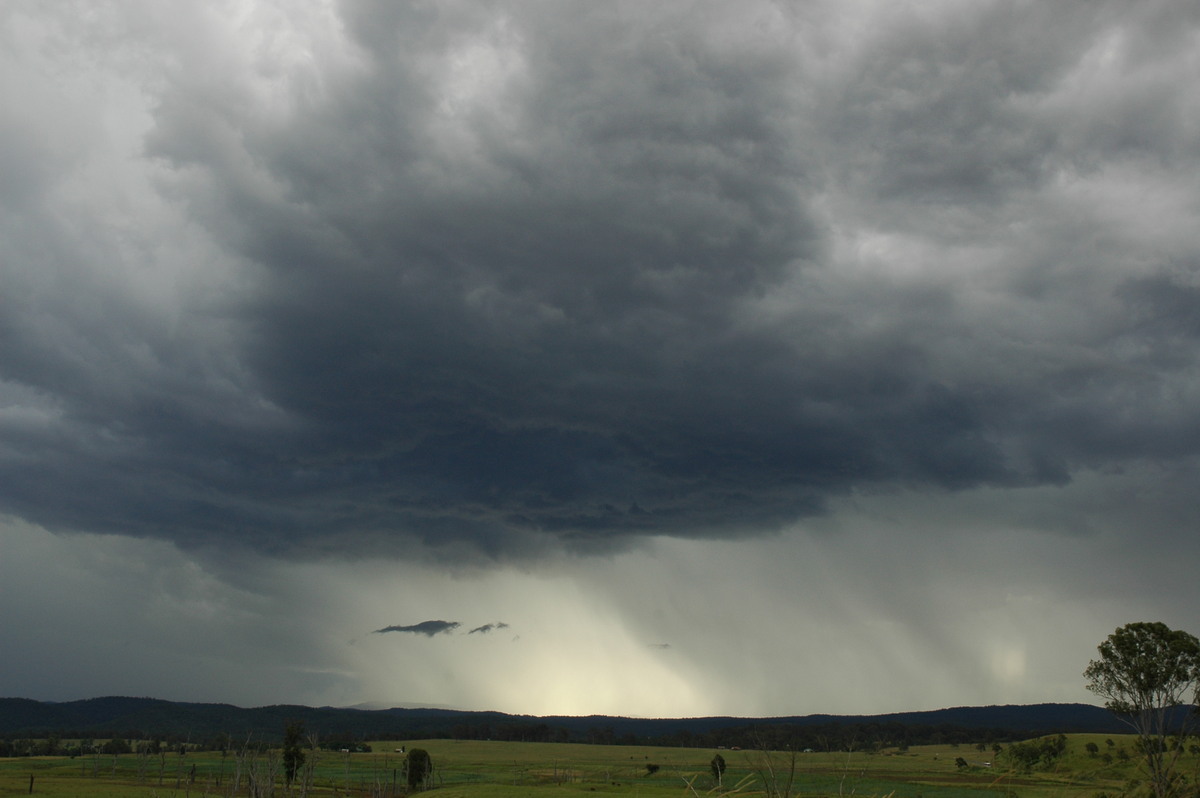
[0,715,1101,758]
[0,695,1129,747]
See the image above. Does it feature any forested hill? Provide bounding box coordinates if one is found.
[0,697,1127,747]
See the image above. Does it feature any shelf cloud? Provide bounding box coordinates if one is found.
[2,0,1199,719]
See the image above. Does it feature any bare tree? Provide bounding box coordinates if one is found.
[295,733,320,798]
[751,747,797,798]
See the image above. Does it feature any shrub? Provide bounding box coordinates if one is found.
[406,748,433,790]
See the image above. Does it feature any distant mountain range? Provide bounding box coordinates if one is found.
[0,697,1130,746]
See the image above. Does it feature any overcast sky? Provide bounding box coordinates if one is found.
[3,0,1200,720]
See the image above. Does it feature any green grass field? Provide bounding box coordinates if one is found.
[1,734,1189,798]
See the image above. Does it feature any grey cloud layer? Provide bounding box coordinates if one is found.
[2,1,1199,559]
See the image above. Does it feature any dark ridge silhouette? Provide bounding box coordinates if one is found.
[0,696,1135,747]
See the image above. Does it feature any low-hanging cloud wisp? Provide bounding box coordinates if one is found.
[373,621,462,638]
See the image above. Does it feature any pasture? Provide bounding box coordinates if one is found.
[0,734,1179,798]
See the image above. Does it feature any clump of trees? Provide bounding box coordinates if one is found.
[1002,734,1066,772]
[1085,621,1200,798]
[316,736,372,752]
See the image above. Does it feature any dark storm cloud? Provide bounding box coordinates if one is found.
[468,622,510,635]
[374,621,461,638]
[2,1,1199,560]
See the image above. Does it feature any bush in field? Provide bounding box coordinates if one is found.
[406,748,433,790]
[711,753,726,785]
